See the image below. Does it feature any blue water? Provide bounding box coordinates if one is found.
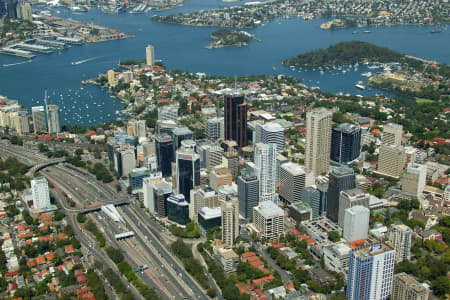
[0,0,449,125]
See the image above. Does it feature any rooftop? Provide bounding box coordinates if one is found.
[353,243,393,257]
[255,201,284,219]
[199,207,221,219]
[281,162,306,176]
[262,122,284,132]
[335,123,360,133]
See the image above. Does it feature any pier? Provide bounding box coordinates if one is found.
[15,43,53,54]
[35,39,67,50]
[56,36,84,45]
[0,48,35,58]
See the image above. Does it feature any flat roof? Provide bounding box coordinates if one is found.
[255,201,284,218]
[281,162,306,176]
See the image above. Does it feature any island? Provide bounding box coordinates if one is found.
[205,29,255,49]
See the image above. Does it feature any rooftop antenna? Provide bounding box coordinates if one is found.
[44,90,50,135]
[234,75,237,94]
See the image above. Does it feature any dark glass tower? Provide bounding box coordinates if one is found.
[176,149,200,203]
[6,0,17,18]
[224,94,247,148]
[331,123,361,164]
[155,135,174,177]
[326,166,355,223]
[237,174,259,219]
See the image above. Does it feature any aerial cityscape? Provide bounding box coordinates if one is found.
[0,0,449,299]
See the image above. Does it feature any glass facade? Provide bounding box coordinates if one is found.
[331,124,361,164]
[224,94,247,148]
[156,135,174,177]
[326,167,355,223]
[177,154,200,203]
[167,195,189,225]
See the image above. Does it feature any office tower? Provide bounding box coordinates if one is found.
[343,205,370,242]
[254,143,277,202]
[189,186,219,221]
[129,167,150,192]
[331,123,361,164]
[32,106,47,133]
[276,153,289,185]
[347,243,396,300]
[400,163,426,196]
[210,167,232,192]
[377,145,405,179]
[206,117,223,140]
[31,177,51,209]
[224,94,247,148]
[238,174,259,219]
[198,207,221,231]
[172,127,193,153]
[156,120,177,136]
[144,154,158,171]
[392,273,429,300]
[338,188,369,227]
[387,223,412,263]
[253,201,284,239]
[302,186,323,218]
[155,135,174,177]
[305,107,332,176]
[145,180,172,217]
[176,147,200,203]
[6,0,17,18]
[167,194,190,225]
[127,120,146,138]
[121,148,136,177]
[206,144,223,171]
[107,70,116,85]
[0,0,6,18]
[146,45,155,66]
[46,104,60,134]
[158,105,178,123]
[382,123,403,147]
[326,166,355,223]
[221,197,239,246]
[14,111,29,135]
[21,2,31,21]
[279,162,306,204]
[261,122,284,152]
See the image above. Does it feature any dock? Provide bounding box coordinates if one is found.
[15,43,53,54]
[56,36,84,45]
[35,38,67,50]
[0,48,35,58]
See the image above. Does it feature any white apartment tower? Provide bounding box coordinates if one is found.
[343,205,370,242]
[382,123,403,147]
[400,163,427,196]
[261,122,284,152]
[377,144,405,179]
[279,162,306,204]
[221,198,239,246]
[32,106,47,133]
[47,104,60,134]
[305,107,332,176]
[31,177,51,209]
[158,105,178,123]
[253,201,284,240]
[254,143,277,202]
[146,45,155,66]
[388,223,412,263]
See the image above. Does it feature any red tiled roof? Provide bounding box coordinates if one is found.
[241,252,256,258]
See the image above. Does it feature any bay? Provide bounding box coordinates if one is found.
[0,0,448,125]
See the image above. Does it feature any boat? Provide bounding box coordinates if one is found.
[361,72,372,77]
[430,29,441,33]
[355,82,366,90]
[363,30,371,34]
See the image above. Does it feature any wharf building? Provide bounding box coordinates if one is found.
[330,123,361,164]
[224,94,247,148]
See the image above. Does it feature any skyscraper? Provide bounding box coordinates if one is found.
[155,135,174,177]
[224,94,247,148]
[176,147,200,203]
[382,123,403,147]
[326,166,355,223]
[305,107,332,176]
[127,119,146,138]
[31,177,51,209]
[120,148,136,177]
[253,201,284,240]
[167,194,190,225]
[400,163,427,196]
[331,123,361,164]
[254,143,277,202]
[377,144,405,179]
[0,0,6,18]
[206,144,223,171]
[46,104,60,134]
[261,122,284,152]
[302,185,324,218]
[221,197,239,246]
[32,106,47,133]
[146,45,155,66]
[14,111,29,135]
[347,243,395,300]
[387,223,412,263]
[206,117,223,140]
[338,188,369,227]
[6,0,17,18]
[172,127,193,154]
[279,162,306,204]
[237,174,259,219]
[343,205,370,242]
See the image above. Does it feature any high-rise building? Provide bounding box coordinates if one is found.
[238,174,259,219]
[400,163,427,196]
[46,104,60,134]
[222,151,239,178]
[305,107,332,176]
[254,143,277,202]
[206,117,223,140]
[377,145,405,179]
[129,167,151,192]
[444,185,450,205]
[107,70,116,85]
[338,188,369,227]
[302,185,325,218]
[392,273,429,300]
[331,123,361,164]
[0,0,6,18]
[6,0,17,18]
[387,223,412,263]
[127,119,146,138]
[158,105,178,123]
[189,186,219,221]
[253,201,284,240]
[382,123,403,147]
[206,144,223,171]
[146,45,155,66]
[210,167,232,191]
[279,162,306,204]
[167,194,190,225]
[20,2,31,21]
[343,205,370,242]
[198,207,222,231]
[176,147,200,203]
[31,177,51,209]
[14,111,29,135]
[221,197,239,246]
[32,106,47,133]
[346,243,396,300]
[172,127,193,154]
[261,122,284,152]
[155,135,174,177]
[326,166,355,223]
[224,94,247,148]
[121,148,136,178]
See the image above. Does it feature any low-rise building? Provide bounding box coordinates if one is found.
[392,273,429,300]
[323,242,351,274]
[213,246,239,273]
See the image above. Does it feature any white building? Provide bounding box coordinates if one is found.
[121,148,136,177]
[305,107,332,176]
[387,223,412,263]
[221,198,239,246]
[158,105,178,123]
[323,242,352,274]
[31,177,51,209]
[400,163,427,196]
[254,143,277,202]
[261,122,284,152]
[377,144,405,179]
[338,188,370,227]
[14,111,29,135]
[253,201,284,240]
[343,205,370,242]
[146,45,155,66]
[46,104,60,134]
[213,246,239,273]
[382,123,403,147]
[206,117,223,140]
[32,106,47,133]
[346,243,396,300]
[279,162,306,204]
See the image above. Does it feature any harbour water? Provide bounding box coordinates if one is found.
[0,0,449,125]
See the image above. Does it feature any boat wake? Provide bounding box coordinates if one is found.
[3,60,32,67]
[72,56,103,65]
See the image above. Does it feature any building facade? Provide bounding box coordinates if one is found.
[155,135,174,177]
[32,106,47,133]
[224,94,247,148]
[221,198,239,246]
[261,122,284,152]
[331,123,361,164]
[31,177,51,209]
[146,45,155,66]
[305,107,332,176]
[387,223,412,263]
[46,104,60,134]
[253,201,284,240]
[238,174,259,219]
[254,143,277,203]
[343,205,370,242]
[392,273,429,300]
[176,148,200,203]
[326,166,355,223]
[279,162,306,204]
